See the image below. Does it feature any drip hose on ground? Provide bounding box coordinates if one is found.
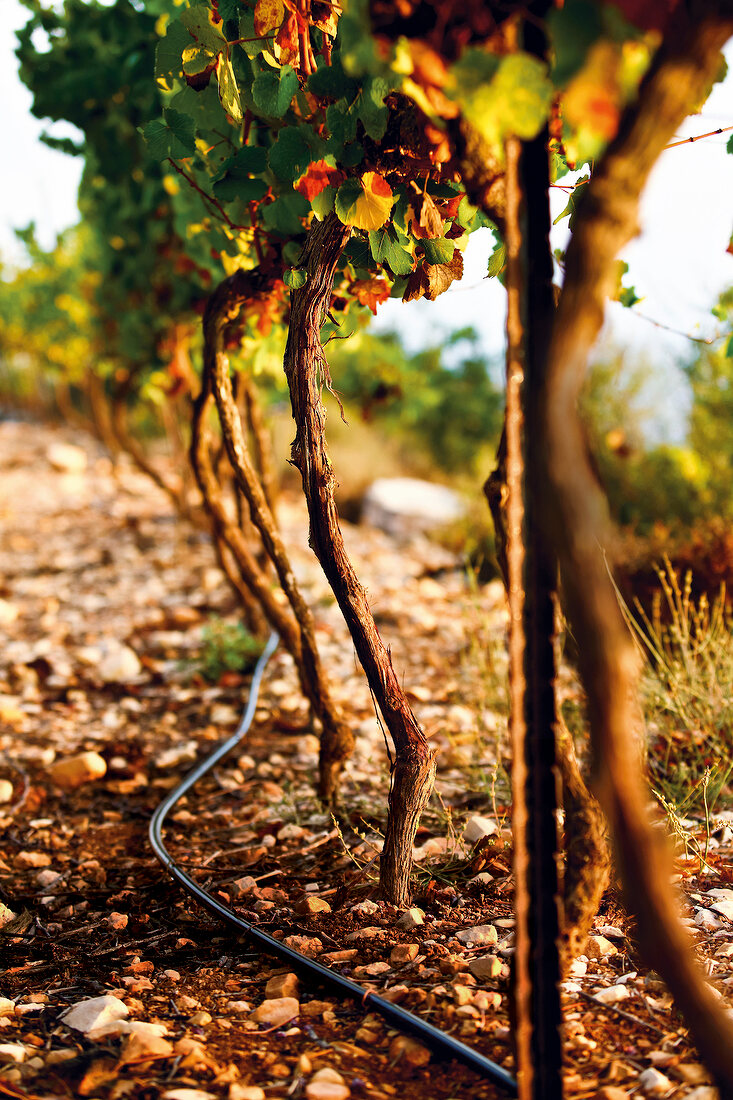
[149,631,518,1095]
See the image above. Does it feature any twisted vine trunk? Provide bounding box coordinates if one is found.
[199,274,354,804]
[191,383,288,642]
[283,214,437,906]
[538,7,733,1092]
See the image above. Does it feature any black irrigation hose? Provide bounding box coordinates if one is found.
[149,631,518,1095]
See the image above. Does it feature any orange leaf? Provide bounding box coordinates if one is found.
[294,160,344,201]
[275,9,299,66]
[418,193,444,238]
[403,252,463,303]
[353,277,391,314]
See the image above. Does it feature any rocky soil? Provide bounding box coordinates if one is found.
[1,418,732,1100]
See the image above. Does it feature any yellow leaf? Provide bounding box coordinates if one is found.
[254,0,285,37]
[335,172,394,231]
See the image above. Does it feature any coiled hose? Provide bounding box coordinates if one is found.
[149,631,517,1094]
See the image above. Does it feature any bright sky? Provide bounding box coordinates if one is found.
[2,0,732,421]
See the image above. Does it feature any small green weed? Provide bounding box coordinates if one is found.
[198,617,263,683]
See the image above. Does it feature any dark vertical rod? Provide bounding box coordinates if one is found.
[521,10,565,1097]
[504,9,564,1098]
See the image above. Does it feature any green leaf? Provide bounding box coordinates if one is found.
[618,285,641,309]
[238,9,266,58]
[339,141,364,167]
[450,50,552,151]
[308,62,359,101]
[284,267,308,289]
[141,109,196,160]
[368,227,413,276]
[326,99,360,151]
[155,19,191,85]
[183,44,216,78]
[218,0,241,24]
[727,134,733,154]
[269,126,324,182]
[553,175,590,226]
[212,170,267,203]
[343,236,372,272]
[724,333,733,358]
[252,65,299,117]
[181,5,227,55]
[487,240,506,279]
[421,237,454,265]
[165,108,196,156]
[261,192,310,236]
[358,76,392,141]
[334,178,363,223]
[547,0,603,86]
[141,119,173,161]
[311,185,336,220]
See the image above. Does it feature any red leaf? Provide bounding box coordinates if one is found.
[294,159,344,201]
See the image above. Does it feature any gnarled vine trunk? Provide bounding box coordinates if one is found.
[538,7,733,1092]
[197,273,355,805]
[283,214,437,906]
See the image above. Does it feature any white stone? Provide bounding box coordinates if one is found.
[695,908,722,931]
[594,985,630,1005]
[362,477,466,538]
[47,442,87,474]
[119,1028,174,1064]
[92,1019,168,1040]
[708,890,733,921]
[0,1000,15,1018]
[595,924,625,939]
[350,900,380,917]
[469,955,502,980]
[229,1088,266,1100]
[96,642,142,683]
[0,780,13,804]
[0,904,17,928]
[457,924,498,947]
[250,997,299,1027]
[156,741,200,770]
[48,751,106,790]
[464,815,499,845]
[0,600,19,627]
[568,956,588,977]
[163,1091,216,1100]
[586,935,618,959]
[305,1068,350,1100]
[683,1089,719,1100]
[397,907,425,930]
[638,1068,672,1095]
[60,994,129,1036]
[0,1044,28,1064]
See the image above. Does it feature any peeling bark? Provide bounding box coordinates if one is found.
[539,9,733,1092]
[283,214,437,906]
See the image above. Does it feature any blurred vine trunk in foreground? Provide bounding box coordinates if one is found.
[537,5,733,1093]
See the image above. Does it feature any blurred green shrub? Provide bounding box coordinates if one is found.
[199,618,263,684]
